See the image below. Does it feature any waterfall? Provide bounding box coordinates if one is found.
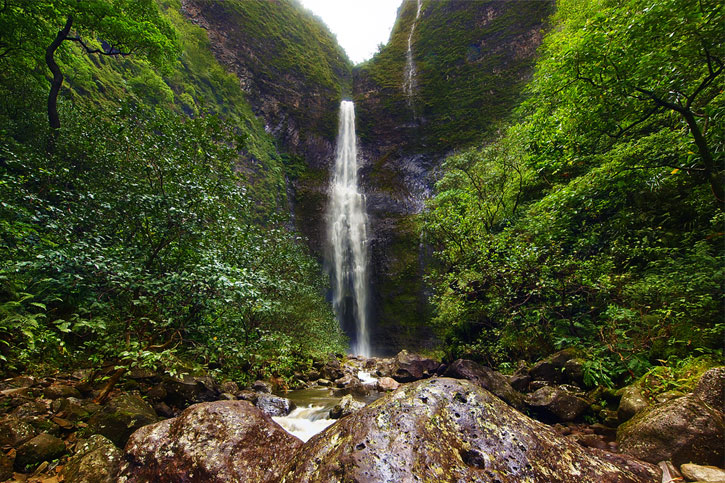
[402,0,423,108]
[327,100,371,357]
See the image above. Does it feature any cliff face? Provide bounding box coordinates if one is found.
[180,0,352,245]
[353,0,553,354]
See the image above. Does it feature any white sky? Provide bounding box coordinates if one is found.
[299,0,402,64]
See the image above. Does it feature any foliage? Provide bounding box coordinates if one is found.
[0,95,345,378]
[424,0,724,383]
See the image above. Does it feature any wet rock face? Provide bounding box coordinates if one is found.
[281,378,659,482]
[119,400,303,483]
[62,434,122,483]
[87,394,159,447]
[14,433,66,471]
[693,367,724,410]
[390,350,439,382]
[618,384,649,423]
[617,394,724,466]
[443,359,525,409]
[526,386,590,422]
[256,394,295,417]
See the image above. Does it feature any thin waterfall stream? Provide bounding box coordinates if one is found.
[327,100,371,357]
[403,0,423,109]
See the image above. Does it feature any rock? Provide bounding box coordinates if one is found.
[11,400,47,420]
[236,390,259,404]
[43,383,82,400]
[0,416,37,447]
[251,380,272,394]
[54,397,90,422]
[304,369,321,381]
[529,348,581,384]
[443,359,525,409]
[118,400,302,482]
[316,379,332,387]
[329,395,365,419]
[219,392,236,401]
[680,463,725,482]
[153,402,175,418]
[87,394,159,447]
[220,380,239,394]
[526,386,590,422]
[390,350,439,382]
[509,370,531,393]
[617,394,724,466]
[564,358,586,386]
[618,383,649,423]
[654,390,685,404]
[376,376,399,392]
[693,367,724,410]
[13,433,65,471]
[657,461,682,482]
[62,434,122,483]
[320,357,344,381]
[145,384,167,402]
[255,394,295,417]
[0,451,14,481]
[281,378,659,482]
[162,375,220,408]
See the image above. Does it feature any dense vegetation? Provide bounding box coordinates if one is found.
[0,0,345,382]
[424,0,724,385]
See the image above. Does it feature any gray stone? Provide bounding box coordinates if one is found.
[255,394,295,417]
[617,394,724,466]
[443,359,525,409]
[526,385,590,422]
[618,383,649,423]
[376,376,399,392]
[251,380,272,393]
[0,416,37,447]
[693,367,724,411]
[43,383,82,400]
[118,400,302,482]
[62,434,122,483]
[329,394,365,419]
[14,433,66,471]
[390,350,439,382]
[282,378,660,482]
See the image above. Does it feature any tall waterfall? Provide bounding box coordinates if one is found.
[327,101,371,357]
[402,0,423,108]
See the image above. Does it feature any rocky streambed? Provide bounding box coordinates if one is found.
[0,350,723,482]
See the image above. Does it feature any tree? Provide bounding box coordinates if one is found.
[0,0,178,129]
[527,0,724,202]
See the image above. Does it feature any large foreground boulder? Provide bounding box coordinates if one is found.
[617,394,724,466]
[443,359,525,409]
[281,378,659,482]
[118,400,303,482]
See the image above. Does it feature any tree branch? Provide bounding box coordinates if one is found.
[65,36,133,56]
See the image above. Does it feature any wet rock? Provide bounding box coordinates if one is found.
[693,366,724,410]
[443,359,525,409]
[526,386,590,422]
[390,350,439,382]
[509,368,531,393]
[0,416,37,447]
[376,376,399,392]
[119,400,302,482]
[162,375,220,407]
[43,383,81,400]
[529,348,581,384]
[281,378,659,482]
[654,390,684,404]
[62,434,122,483]
[153,402,175,418]
[252,380,272,394]
[255,394,295,417]
[680,463,725,482]
[617,394,724,466]
[145,384,167,402]
[88,394,159,447]
[564,358,586,386]
[236,390,259,404]
[329,395,365,419]
[320,357,344,381]
[316,379,332,387]
[14,433,65,471]
[220,380,239,394]
[304,369,321,381]
[618,383,649,423]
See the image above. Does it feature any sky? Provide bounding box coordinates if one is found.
[299,0,402,64]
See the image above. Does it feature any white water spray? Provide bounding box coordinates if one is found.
[327,100,371,357]
[402,0,423,108]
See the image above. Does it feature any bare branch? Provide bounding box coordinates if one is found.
[66,36,132,57]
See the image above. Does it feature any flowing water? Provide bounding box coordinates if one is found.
[327,101,371,357]
[402,0,423,108]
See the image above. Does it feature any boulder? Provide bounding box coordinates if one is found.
[0,451,13,481]
[680,463,725,482]
[528,348,580,384]
[255,394,295,417]
[14,433,66,471]
[443,359,525,409]
[617,394,724,466]
[118,400,302,482]
[329,394,365,419]
[62,434,122,483]
[219,380,239,394]
[376,376,400,392]
[693,366,724,410]
[618,383,649,423]
[52,397,90,422]
[0,416,37,447]
[320,357,344,381]
[162,375,220,408]
[563,358,586,386]
[281,378,659,482]
[526,386,590,422]
[88,394,159,447]
[390,350,439,382]
[43,383,81,400]
[251,380,272,394]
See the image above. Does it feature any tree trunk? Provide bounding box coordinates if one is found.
[45,15,73,130]
[681,109,724,204]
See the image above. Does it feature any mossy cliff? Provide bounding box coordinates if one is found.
[352,0,553,353]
